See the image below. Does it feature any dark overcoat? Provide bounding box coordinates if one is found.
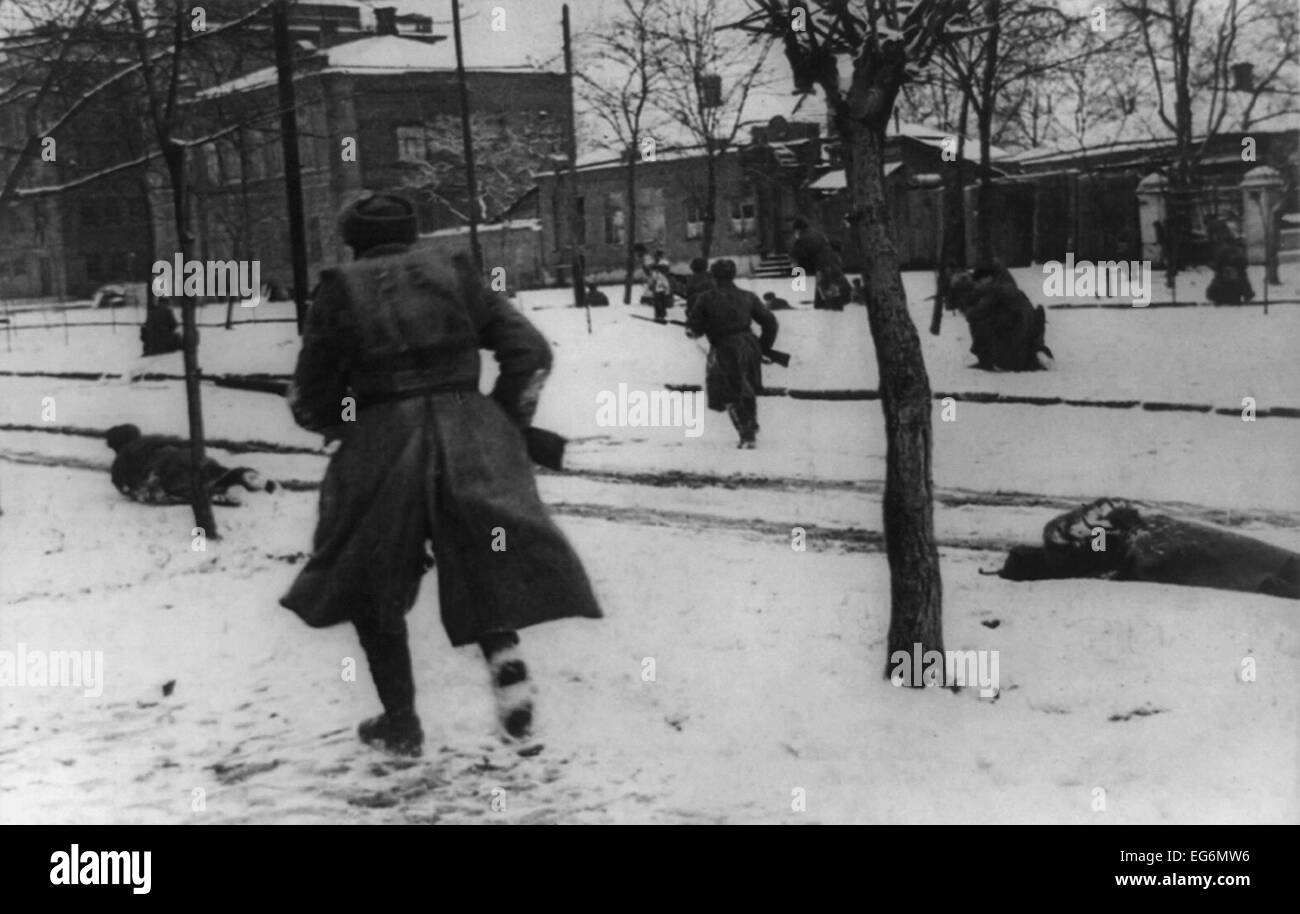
[110,433,235,505]
[279,244,602,645]
[966,270,1047,371]
[686,283,778,411]
[998,498,1300,599]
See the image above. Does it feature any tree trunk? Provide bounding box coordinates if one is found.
[701,145,717,260]
[843,91,944,680]
[623,149,638,304]
[931,91,970,335]
[164,142,218,540]
[974,0,1000,265]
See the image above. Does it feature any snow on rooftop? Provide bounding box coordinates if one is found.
[199,34,554,99]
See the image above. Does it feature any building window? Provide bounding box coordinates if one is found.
[396,126,427,162]
[308,216,322,262]
[201,145,219,184]
[261,133,282,178]
[604,194,626,245]
[730,197,757,236]
[218,142,239,185]
[684,199,705,240]
[101,198,122,226]
[13,256,27,277]
[637,187,666,245]
[85,253,102,282]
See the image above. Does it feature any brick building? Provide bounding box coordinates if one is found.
[182,23,570,294]
[0,1,446,299]
[534,116,1000,281]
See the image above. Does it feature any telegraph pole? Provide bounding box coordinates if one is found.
[562,4,587,328]
[453,0,483,273]
[272,0,309,333]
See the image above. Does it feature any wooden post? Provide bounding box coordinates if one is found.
[273,0,309,334]
[453,0,484,274]
[562,4,588,330]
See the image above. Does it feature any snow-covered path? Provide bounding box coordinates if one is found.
[3,267,1298,824]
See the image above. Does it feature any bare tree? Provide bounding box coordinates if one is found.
[395,108,566,227]
[930,0,1083,263]
[576,0,666,303]
[652,0,773,260]
[738,0,972,680]
[1117,0,1260,281]
[4,0,278,537]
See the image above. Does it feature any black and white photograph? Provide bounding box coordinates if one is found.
[0,0,1296,843]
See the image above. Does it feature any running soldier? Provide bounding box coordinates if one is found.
[280,192,602,756]
[685,259,779,449]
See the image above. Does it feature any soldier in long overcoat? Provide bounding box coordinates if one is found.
[280,192,602,756]
[685,259,778,448]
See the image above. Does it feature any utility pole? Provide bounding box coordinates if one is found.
[562,4,587,330]
[453,0,483,274]
[272,0,309,333]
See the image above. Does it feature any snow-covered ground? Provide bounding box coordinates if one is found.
[2,265,1297,824]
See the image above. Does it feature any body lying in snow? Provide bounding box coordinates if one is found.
[990,498,1300,600]
[105,424,276,506]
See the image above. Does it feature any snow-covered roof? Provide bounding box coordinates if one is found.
[536,144,726,178]
[807,163,903,191]
[420,218,541,238]
[198,34,555,99]
[1006,130,1296,169]
[890,120,1012,162]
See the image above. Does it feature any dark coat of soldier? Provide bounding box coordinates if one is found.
[685,259,778,448]
[106,423,274,506]
[1205,227,1255,305]
[958,266,1051,372]
[790,217,849,310]
[684,258,715,310]
[994,498,1300,600]
[280,192,601,755]
[140,299,183,356]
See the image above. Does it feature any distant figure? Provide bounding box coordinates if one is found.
[963,264,1052,372]
[684,257,715,311]
[686,259,779,449]
[790,217,848,310]
[762,291,792,311]
[106,423,275,506]
[140,298,183,356]
[584,283,610,307]
[1206,226,1255,305]
[648,262,674,323]
[850,277,867,305]
[992,497,1299,600]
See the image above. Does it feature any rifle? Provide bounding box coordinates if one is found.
[628,313,791,367]
[211,375,567,471]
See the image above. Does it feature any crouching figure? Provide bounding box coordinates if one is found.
[952,265,1052,372]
